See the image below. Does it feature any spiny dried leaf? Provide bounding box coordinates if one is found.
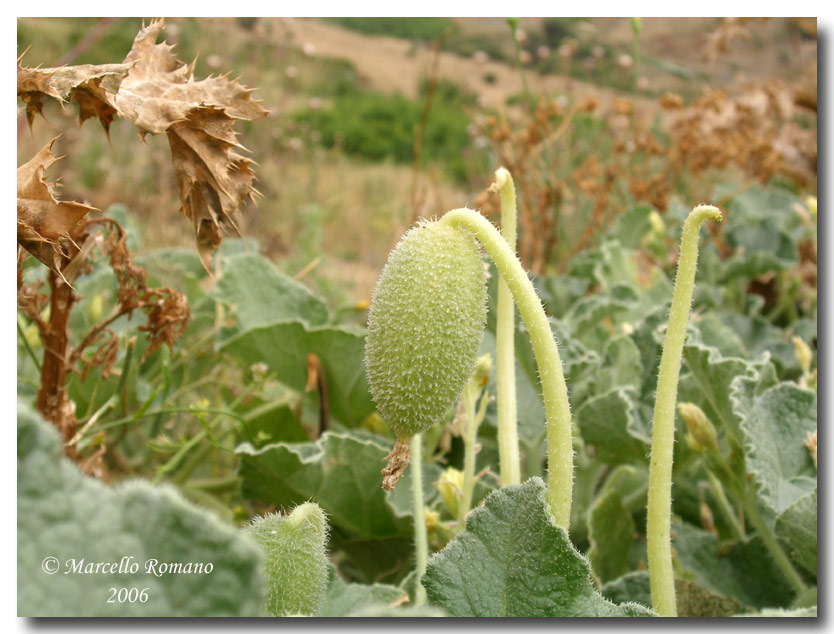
[113,20,268,271]
[17,62,131,132]
[17,138,96,272]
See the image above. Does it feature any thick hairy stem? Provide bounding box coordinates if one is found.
[439,208,573,528]
[646,204,721,617]
[411,435,429,606]
[494,168,521,486]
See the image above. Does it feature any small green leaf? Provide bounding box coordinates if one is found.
[575,388,650,464]
[18,403,263,617]
[601,572,745,617]
[775,489,817,577]
[587,490,635,583]
[672,522,795,608]
[237,431,441,539]
[422,478,655,617]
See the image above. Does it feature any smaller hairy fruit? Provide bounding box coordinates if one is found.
[365,220,488,490]
[244,503,329,617]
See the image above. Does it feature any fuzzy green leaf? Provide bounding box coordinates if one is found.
[422,478,655,617]
[319,564,406,616]
[17,403,263,617]
[734,379,817,514]
[575,388,650,464]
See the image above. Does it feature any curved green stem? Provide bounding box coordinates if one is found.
[438,207,573,528]
[494,168,521,486]
[646,204,722,617]
[411,434,428,606]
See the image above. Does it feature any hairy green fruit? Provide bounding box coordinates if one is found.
[244,503,329,616]
[365,220,488,489]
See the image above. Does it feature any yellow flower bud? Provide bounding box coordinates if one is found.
[678,402,718,454]
[424,507,440,533]
[792,336,813,375]
[437,467,464,518]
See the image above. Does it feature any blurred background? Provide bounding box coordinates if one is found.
[17,16,817,307]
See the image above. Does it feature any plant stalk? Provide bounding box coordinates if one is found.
[411,434,428,606]
[459,383,478,526]
[438,207,573,528]
[494,167,521,487]
[646,204,722,617]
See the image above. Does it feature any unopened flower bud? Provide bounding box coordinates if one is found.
[678,402,718,454]
[437,467,464,517]
[792,336,813,375]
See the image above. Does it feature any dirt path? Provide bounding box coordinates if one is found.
[283,18,660,117]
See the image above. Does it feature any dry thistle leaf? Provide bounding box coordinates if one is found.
[17,138,96,272]
[17,61,131,134]
[113,20,268,271]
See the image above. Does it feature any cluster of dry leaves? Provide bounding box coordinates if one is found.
[473,70,816,274]
[16,20,265,458]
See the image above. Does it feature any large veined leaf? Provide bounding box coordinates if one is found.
[733,378,817,514]
[213,252,329,338]
[422,478,655,617]
[17,403,263,616]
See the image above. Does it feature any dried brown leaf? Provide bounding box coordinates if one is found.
[113,20,268,270]
[17,61,131,133]
[17,138,96,272]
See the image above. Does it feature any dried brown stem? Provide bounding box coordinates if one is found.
[381,439,411,491]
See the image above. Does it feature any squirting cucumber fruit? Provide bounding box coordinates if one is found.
[365,219,488,490]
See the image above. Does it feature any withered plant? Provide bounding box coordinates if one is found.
[17,20,266,458]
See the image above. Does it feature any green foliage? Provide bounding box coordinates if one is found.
[324,17,455,41]
[588,490,635,583]
[422,479,656,617]
[17,403,263,616]
[291,91,477,182]
[775,490,817,576]
[244,503,329,616]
